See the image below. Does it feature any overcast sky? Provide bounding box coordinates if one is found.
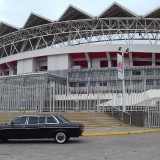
[0,0,160,28]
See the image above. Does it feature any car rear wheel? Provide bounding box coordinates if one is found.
[55,132,67,144]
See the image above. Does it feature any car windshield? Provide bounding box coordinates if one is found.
[58,115,70,123]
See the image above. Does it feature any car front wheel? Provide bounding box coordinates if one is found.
[55,132,67,144]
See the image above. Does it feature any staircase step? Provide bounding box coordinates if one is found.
[0,111,125,129]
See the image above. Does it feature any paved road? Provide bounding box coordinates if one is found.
[0,133,160,160]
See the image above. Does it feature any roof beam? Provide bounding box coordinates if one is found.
[6,62,16,75]
[20,40,28,53]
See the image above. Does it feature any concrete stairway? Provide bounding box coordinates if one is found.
[58,112,124,129]
[0,112,124,129]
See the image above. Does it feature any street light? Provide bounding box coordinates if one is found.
[118,47,129,112]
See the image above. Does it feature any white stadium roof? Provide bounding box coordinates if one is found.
[98,2,138,18]
[0,21,19,36]
[23,12,54,28]
[144,6,160,18]
[0,2,160,36]
[58,4,93,22]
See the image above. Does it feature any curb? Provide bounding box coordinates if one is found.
[82,129,160,137]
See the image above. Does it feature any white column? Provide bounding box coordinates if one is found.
[129,52,133,67]
[152,53,155,66]
[106,52,112,67]
[85,52,91,68]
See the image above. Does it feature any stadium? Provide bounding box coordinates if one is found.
[0,2,160,126]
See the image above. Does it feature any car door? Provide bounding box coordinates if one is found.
[27,116,50,139]
[26,116,41,138]
[8,116,28,139]
[43,116,59,138]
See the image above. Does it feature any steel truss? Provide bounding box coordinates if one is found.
[0,18,160,58]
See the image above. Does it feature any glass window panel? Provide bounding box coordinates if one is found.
[13,117,27,125]
[47,116,57,123]
[39,117,46,124]
[28,117,38,124]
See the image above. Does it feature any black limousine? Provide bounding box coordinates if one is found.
[0,114,84,144]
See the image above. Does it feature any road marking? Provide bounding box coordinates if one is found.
[82,129,160,137]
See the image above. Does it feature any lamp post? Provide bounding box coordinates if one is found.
[118,47,129,112]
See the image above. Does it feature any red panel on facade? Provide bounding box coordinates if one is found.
[100,60,108,67]
[117,52,129,58]
[112,60,117,67]
[133,61,152,66]
[1,64,8,69]
[89,52,106,59]
[11,61,17,66]
[110,52,117,57]
[70,53,85,59]
[132,52,152,58]
[156,62,160,66]
[110,52,129,58]
[36,56,47,60]
[74,61,88,67]
[156,53,160,59]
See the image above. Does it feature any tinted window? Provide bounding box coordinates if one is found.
[59,115,70,123]
[39,117,45,124]
[47,116,57,123]
[13,117,27,125]
[28,117,38,124]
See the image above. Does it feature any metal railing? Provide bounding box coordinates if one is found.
[111,106,132,125]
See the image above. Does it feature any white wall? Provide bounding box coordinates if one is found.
[124,58,130,67]
[48,54,70,71]
[146,90,160,99]
[33,59,40,71]
[9,69,14,75]
[17,58,34,74]
[92,59,100,68]
[1,44,160,66]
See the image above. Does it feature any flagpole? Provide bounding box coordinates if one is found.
[118,47,129,112]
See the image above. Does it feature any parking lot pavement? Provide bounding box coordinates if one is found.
[0,133,160,160]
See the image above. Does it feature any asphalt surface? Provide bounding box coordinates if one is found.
[0,128,160,160]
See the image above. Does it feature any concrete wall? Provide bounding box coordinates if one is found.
[111,111,147,127]
[48,54,70,71]
[17,58,34,74]
[92,59,100,68]
[1,44,160,66]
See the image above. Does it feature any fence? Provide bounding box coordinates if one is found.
[1,81,160,127]
[0,81,147,111]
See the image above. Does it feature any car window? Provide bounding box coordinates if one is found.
[58,115,70,123]
[28,117,38,124]
[39,117,46,124]
[47,116,57,123]
[13,117,27,125]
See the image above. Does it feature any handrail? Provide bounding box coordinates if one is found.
[111,106,132,125]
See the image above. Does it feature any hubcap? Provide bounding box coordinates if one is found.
[56,133,66,143]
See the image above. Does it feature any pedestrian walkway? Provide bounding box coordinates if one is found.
[83,127,160,137]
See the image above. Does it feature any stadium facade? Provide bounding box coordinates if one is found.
[0,2,160,123]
